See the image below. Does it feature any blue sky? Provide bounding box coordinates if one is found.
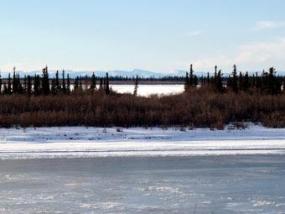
[1,0,285,73]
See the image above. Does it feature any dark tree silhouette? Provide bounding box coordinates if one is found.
[105,73,110,95]
[34,75,41,95]
[67,74,71,93]
[42,66,50,95]
[133,75,139,96]
[90,72,96,90]
[184,72,189,91]
[27,75,32,95]
[0,74,2,94]
[7,73,12,95]
[228,64,239,93]
[55,70,60,91]
[62,70,66,93]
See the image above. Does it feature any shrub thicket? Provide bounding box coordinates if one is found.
[0,65,283,128]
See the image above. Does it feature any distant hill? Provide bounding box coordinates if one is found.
[0,69,186,78]
[0,69,284,78]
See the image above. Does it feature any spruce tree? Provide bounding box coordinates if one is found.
[268,67,281,95]
[7,73,12,95]
[189,64,198,87]
[232,65,238,93]
[105,73,110,95]
[62,70,66,93]
[12,68,16,93]
[0,74,2,95]
[42,66,50,95]
[90,72,96,90]
[206,72,210,85]
[67,74,71,93]
[189,64,194,86]
[23,75,27,93]
[216,70,223,93]
[27,75,32,95]
[184,72,189,91]
[34,75,41,95]
[55,70,60,91]
[133,75,139,96]
[212,65,218,87]
[243,72,250,91]
[74,77,79,91]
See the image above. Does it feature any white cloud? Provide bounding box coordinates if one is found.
[185,31,202,37]
[254,21,285,31]
[191,37,285,72]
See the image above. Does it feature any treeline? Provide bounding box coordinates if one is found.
[0,67,111,96]
[185,64,284,95]
[0,65,284,128]
[1,65,284,96]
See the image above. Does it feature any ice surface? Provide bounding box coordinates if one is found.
[1,156,285,213]
[0,125,285,159]
[111,84,184,97]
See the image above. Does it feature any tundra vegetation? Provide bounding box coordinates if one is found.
[0,65,284,128]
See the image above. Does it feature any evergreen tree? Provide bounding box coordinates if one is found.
[27,75,32,95]
[42,66,50,95]
[185,64,198,90]
[133,75,139,96]
[105,73,110,95]
[67,74,71,93]
[206,72,210,85]
[12,68,16,93]
[7,73,12,95]
[99,78,103,90]
[0,74,2,95]
[90,72,97,90]
[243,72,250,91]
[34,75,41,95]
[74,77,79,91]
[255,72,262,90]
[267,67,281,95]
[18,73,23,94]
[62,70,66,93]
[23,75,27,93]
[216,70,224,93]
[189,64,198,87]
[212,65,218,87]
[238,72,243,90]
[230,64,239,93]
[55,70,60,91]
[189,64,194,86]
[11,68,22,94]
[184,72,189,91]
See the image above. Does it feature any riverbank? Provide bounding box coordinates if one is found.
[0,125,285,159]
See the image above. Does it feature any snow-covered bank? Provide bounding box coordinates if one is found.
[0,125,285,159]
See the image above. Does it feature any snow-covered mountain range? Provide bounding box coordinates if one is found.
[0,69,186,78]
[0,68,284,78]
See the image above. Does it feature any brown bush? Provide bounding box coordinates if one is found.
[0,89,284,128]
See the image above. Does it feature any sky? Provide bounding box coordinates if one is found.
[1,0,285,73]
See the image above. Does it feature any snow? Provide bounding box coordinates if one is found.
[111,84,184,96]
[0,125,285,159]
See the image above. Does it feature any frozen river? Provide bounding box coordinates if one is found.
[0,155,285,213]
[0,126,285,213]
[111,84,184,96]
